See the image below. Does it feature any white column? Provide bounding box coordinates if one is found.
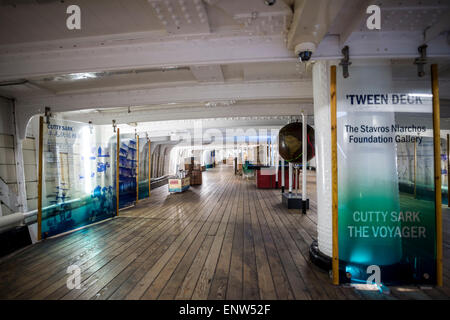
[312,60,336,257]
[275,141,279,186]
[281,159,285,192]
[302,112,307,200]
[288,162,293,193]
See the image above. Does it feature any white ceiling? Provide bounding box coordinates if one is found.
[0,0,164,45]
[7,60,306,95]
[0,0,449,139]
[0,0,292,45]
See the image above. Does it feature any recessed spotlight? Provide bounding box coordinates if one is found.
[264,0,276,6]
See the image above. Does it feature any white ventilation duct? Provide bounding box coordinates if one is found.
[0,212,25,233]
[287,0,346,59]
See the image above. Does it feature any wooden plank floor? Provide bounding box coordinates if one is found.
[0,165,449,300]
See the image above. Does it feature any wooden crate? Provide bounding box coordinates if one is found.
[190,170,202,185]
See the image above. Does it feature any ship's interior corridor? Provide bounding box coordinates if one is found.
[0,165,449,300]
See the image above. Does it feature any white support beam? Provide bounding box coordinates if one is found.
[215,0,292,36]
[302,112,307,200]
[13,101,28,213]
[425,9,450,43]
[63,103,313,127]
[190,65,224,82]
[15,80,312,139]
[0,34,295,82]
[314,33,450,60]
[335,0,373,46]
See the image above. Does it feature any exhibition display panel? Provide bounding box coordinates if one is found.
[117,136,137,209]
[40,118,116,239]
[38,119,150,239]
[335,60,439,285]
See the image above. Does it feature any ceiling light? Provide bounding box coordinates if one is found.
[205,100,236,107]
[45,72,98,82]
[161,66,180,71]
[68,72,98,80]
[41,66,189,82]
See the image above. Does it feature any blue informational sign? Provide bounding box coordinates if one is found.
[117,138,137,209]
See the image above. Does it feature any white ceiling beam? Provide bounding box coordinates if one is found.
[17,80,311,110]
[61,103,313,127]
[335,0,373,46]
[111,116,299,136]
[190,65,224,82]
[15,80,312,139]
[0,34,295,82]
[425,9,450,43]
[313,32,450,60]
[214,0,292,36]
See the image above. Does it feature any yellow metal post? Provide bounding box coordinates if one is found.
[447,133,449,207]
[136,135,139,203]
[330,65,339,285]
[116,128,120,216]
[148,139,151,197]
[431,64,443,286]
[37,116,44,241]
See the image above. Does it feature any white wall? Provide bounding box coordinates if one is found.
[0,97,17,216]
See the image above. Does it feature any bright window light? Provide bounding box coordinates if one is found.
[408,93,433,98]
[81,127,92,194]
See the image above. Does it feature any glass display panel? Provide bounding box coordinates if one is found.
[337,60,437,285]
[41,119,115,238]
[118,136,137,208]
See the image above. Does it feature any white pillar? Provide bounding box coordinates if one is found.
[313,60,335,257]
[275,152,279,185]
[13,100,28,213]
[302,112,307,200]
[281,159,285,192]
[288,162,293,193]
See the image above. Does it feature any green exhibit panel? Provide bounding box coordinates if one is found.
[336,60,437,285]
[41,119,116,239]
[138,137,150,200]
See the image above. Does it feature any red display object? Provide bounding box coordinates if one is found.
[256,168,276,189]
[255,167,297,189]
